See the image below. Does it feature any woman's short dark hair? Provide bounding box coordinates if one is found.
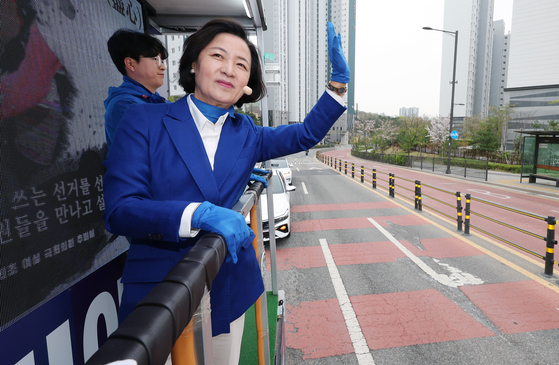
[178,18,266,108]
[107,29,168,75]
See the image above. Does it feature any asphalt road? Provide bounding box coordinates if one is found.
[263,149,559,365]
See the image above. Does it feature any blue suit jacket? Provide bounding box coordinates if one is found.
[103,92,346,335]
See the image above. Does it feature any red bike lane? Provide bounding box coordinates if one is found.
[322,148,559,266]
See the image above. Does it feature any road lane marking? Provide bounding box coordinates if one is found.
[467,189,510,199]
[301,182,308,194]
[366,218,483,287]
[319,238,375,365]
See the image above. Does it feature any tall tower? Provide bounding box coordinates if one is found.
[504,0,559,149]
[439,0,495,119]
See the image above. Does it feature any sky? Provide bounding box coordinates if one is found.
[354,0,514,117]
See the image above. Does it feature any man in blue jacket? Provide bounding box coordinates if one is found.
[104,29,169,149]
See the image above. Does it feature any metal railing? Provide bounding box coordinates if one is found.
[351,150,489,181]
[317,151,557,277]
[86,176,285,365]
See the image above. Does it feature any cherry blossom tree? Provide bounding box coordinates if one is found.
[427,116,450,154]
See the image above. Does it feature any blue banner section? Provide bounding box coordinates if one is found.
[0,253,126,365]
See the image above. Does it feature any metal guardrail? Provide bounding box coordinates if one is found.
[86,177,281,365]
[317,151,558,277]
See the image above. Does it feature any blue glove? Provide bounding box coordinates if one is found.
[327,22,350,83]
[249,168,269,187]
[191,201,255,264]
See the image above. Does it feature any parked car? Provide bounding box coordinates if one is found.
[261,158,293,184]
[255,170,295,241]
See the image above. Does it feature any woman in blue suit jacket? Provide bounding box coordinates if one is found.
[103,19,350,364]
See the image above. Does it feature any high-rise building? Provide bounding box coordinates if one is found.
[439,0,495,120]
[165,34,188,97]
[505,0,559,148]
[399,107,419,118]
[262,0,355,144]
[489,20,509,109]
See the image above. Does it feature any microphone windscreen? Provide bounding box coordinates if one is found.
[243,86,253,95]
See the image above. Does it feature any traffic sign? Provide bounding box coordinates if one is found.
[450,130,459,140]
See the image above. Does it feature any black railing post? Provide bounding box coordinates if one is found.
[456,192,463,231]
[415,180,419,210]
[464,194,471,235]
[485,159,489,181]
[432,157,435,172]
[544,216,557,276]
[464,159,467,178]
[361,166,364,183]
[372,169,377,189]
[417,180,422,211]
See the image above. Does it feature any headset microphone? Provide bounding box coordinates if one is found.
[243,86,253,95]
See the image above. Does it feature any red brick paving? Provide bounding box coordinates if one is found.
[351,289,495,350]
[265,246,325,271]
[329,241,408,265]
[401,237,486,258]
[461,281,559,334]
[291,201,399,213]
[285,299,355,359]
[291,215,430,233]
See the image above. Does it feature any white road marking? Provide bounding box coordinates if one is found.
[301,182,308,194]
[467,189,510,199]
[319,238,375,365]
[367,218,483,288]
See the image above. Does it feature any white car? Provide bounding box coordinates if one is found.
[258,170,295,241]
[264,158,293,185]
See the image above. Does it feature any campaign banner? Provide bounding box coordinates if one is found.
[0,0,141,330]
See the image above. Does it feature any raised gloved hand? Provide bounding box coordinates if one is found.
[327,22,350,83]
[191,201,255,264]
[249,167,269,187]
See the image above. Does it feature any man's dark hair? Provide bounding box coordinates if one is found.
[107,29,168,75]
[178,18,266,108]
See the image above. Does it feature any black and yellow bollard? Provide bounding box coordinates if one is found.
[361,166,364,183]
[352,163,355,178]
[456,192,463,231]
[339,159,342,172]
[345,161,347,175]
[544,216,556,276]
[464,194,471,235]
[372,169,377,189]
[415,180,419,210]
[417,180,422,211]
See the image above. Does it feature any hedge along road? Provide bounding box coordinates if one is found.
[266,149,559,365]
[322,148,559,269]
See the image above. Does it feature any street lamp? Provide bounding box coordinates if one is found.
[423,26,458,174]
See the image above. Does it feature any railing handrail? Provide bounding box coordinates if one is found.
[86,179,268,365]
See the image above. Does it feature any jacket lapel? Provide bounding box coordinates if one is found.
[163,98,221,205]
[213,115,250,190]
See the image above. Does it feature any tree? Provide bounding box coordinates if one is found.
[397,115,427,158]
[353,119,375,152]
[487,104,515,150]
[470,119,500,154]
[372,119,398,153]
[427,116,450,155]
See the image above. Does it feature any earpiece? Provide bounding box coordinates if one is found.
[243,86,253,95]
